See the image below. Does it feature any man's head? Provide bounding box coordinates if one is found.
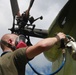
[0,33,18,51]
[0,33,27,52]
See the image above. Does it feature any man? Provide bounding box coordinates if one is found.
[0,32,66,75]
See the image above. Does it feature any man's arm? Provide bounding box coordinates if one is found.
[26,32,66,59]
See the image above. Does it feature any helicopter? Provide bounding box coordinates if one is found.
[9,0,48,38]
[8,0,76,75]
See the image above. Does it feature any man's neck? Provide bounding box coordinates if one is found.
[3,48,12,52]
[1,49,12,56]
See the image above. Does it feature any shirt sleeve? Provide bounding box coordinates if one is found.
[12,47,29,65]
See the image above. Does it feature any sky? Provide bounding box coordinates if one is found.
[0,0,68,75]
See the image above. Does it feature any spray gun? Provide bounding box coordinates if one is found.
[66,35,76,60]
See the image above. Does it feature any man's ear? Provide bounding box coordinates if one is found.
[8,39,12,44]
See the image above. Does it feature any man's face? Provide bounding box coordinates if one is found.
[10,34,18,47]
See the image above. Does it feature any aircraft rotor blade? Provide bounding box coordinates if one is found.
[10,0,19,18]
[28,0,35,11]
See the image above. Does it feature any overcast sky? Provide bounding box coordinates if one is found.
[0,0,68,75]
